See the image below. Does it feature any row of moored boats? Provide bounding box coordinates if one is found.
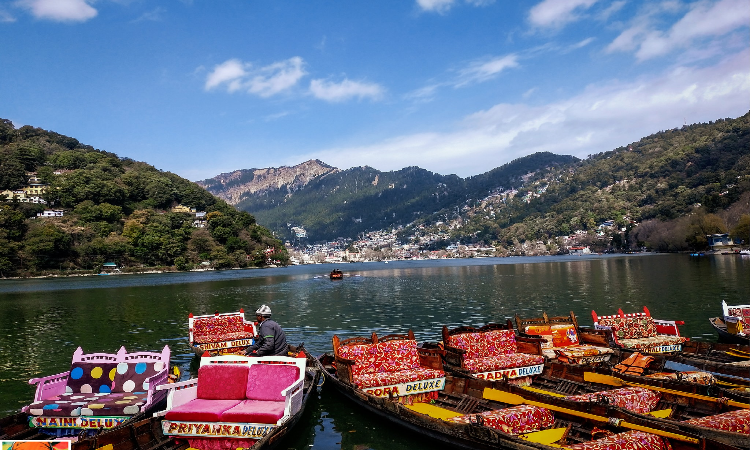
[1,303,749,450]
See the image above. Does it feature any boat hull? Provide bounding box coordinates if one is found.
[710,317,750,345]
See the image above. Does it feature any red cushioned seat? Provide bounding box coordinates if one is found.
[448,405,554,435]
[684,409,750,434]
[565,387,661,415]
[567,430,671,450]
[164,399,242,422]
[354,367,445,389]
[462,353,545,374]
[219,399,286,424]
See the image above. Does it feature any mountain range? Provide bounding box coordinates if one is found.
[199,112,750,250]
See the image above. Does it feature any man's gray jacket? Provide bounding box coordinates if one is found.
[247,319,288,356]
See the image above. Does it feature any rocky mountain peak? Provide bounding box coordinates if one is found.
[198,159,338,205]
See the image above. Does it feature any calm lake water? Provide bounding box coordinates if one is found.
[1,254,748,449]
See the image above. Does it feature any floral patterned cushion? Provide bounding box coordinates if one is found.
[462,353,544,374]
[683,409,750,434]
[193,316,250,344]
[447,329,518,359]
[448,405,554,435]
[618,335,688,351]
[567,431,671,450]
[566,387,661,415]
[65,362,118,394]
[597,316,658,339]
[353,367,445,389]
[337,339,421,378]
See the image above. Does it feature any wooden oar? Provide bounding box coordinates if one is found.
[483,388,699,444]
[584,372,749,409]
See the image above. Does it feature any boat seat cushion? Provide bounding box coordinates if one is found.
[219,399,286,424]
[683,409,750,434]
[65,362,118,394]
[26,393,97,416]
[645,371,715,385]
[524,324,579,348]
[565,387,661,415]
[164,399,242,422]
[448,405,554,435]
[597,315,658,339]
[353,367,445,389]
[567,431,671,450]
[196,364,249,400]
[617,335,688,351]
[112,360,166,393]
[549,345,613,363]
[79,392,149,416]
[193,315,249,344]
[447,329,518,359]
[461,353,544,374]
[245,363,300,401]
[337,339,421,378]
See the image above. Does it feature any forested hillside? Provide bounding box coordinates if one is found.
[438,113,750,252]
[0,119,287,277]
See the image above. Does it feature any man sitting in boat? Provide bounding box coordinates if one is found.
[245,304,289,356]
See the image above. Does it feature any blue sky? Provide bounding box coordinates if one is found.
[1,0,749,181]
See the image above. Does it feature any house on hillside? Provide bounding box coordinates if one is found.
[37,210,64,217]
[707,234,741,251]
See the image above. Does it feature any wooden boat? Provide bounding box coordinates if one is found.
[319,331,739,450]
[710,301,750,345]
[506,361,750,448]
[615,342,750,385]
[329,269,343,280]
[188,310,256,357]
[592,306,689,354]
[710,317,750,345]
[0,346,172,440]
[1,347,320,450]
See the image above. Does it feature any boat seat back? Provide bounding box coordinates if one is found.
[245,363,300,401]
[446,329,518,358]
[196,364,249,400]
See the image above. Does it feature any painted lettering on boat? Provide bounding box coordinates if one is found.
[362,377,445,398]
[198,338,254,351]
[648,344,682,353]
[29,416,126,429]
[163,420,274,438]
[474,364,543,381]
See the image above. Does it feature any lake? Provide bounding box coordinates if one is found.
[1,253,748,449]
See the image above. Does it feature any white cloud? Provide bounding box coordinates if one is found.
[416,0,494,13]
[303,50,750,177]
[247,57,306,98]
[205,59,248,92]
[456,54,519,86]
[204,57,306,97]
[309,78,385,102]
[16,0,97,22]
[528,0,598,28]
[416,0,456,13]
[608,0,750,61]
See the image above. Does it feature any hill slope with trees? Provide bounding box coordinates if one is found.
[0,119,287,277]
